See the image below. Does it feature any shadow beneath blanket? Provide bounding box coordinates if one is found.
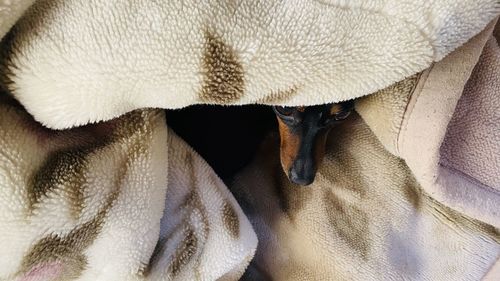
[165,105,277,184]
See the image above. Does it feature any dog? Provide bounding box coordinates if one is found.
[273,101,354,186]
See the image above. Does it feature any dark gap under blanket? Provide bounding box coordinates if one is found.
[165,105,277,184]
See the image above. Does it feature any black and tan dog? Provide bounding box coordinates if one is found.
[273,101,354,186]
[167,102,353,187]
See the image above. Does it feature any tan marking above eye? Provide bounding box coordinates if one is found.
[297,106,306,112]
[329,104,343,116]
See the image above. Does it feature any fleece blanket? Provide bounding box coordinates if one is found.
[233,25,500,280]
[0,0,499,280]
[0,101,256,281]
[0,0,499,129]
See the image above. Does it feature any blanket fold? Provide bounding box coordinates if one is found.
[0,100,257,281]
[356,18,500,228]
[0,0,499,129]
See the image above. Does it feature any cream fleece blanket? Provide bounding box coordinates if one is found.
[0,0,499,129]
[0,1,499,281]
[233,24,500,280]
[0,102,256,281]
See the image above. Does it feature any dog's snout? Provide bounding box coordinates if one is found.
[289,159,316,186]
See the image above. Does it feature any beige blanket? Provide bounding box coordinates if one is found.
[233,21,500,280]
[0,1,499,280]
[0,101,256,280]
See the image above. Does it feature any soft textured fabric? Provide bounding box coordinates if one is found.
[440,36,500,194]
[356,19,500,228]
[231,22,500,280]
[231,117,499,281]
[398,20,500,228]
[150,130,257,281]
[0,99,256,281]
[0,0,35,42]
[0,1,499,281]
[0,102,170,280]
[0,0,498,129]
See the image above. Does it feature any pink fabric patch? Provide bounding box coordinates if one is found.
[440,36,500,190]
[19,262,63,281]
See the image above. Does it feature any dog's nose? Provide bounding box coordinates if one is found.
[289,160,315,186]
[289,170,314,186]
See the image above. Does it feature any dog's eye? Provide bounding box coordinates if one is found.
[332,110,351,121]
[273,106,295,117]
[329,101,354,122]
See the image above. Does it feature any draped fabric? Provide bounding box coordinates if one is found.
[0,1,498,280]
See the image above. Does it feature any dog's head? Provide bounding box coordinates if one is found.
[273,101,354,186]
